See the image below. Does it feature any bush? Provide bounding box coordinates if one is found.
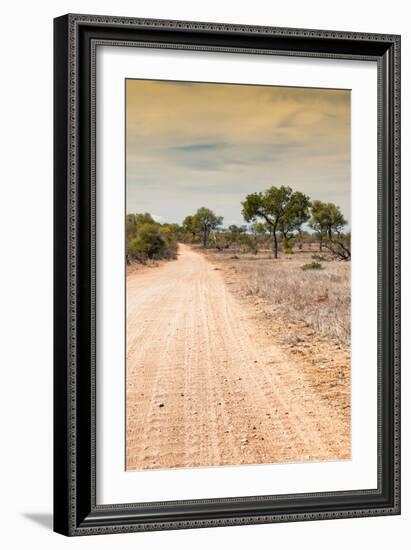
[128,223,168,260]
[239,234,258,254]
[159,226,178,256]
[301,261,323,271]
[311,254,327,262]
[126,214,179,264]
[283,240,294,254]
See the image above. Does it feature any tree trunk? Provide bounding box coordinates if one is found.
[272,230,278,259]
[319,234,323,252]
[202,230,207,247]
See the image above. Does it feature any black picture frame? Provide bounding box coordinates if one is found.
[53,13,401,536]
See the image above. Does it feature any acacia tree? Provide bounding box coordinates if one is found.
[242,186,309,259]
[182,215,197,241]
[192,207,223,247]
[308,200,327,250]
[227,224,247,248]
[322,202,347,240]
[278,191,311,251]
[322,203,350,260]
[324,234,351,260]
[309,200,347,251]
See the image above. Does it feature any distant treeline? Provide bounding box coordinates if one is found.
[126,185,351,263]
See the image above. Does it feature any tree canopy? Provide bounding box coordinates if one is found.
[127,190,349,263]
[309,200,347,250]
[242,186,311,258]
[126,213,178,263]
[185,207,223,247]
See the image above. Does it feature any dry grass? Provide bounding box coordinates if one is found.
[204,247,350,347]
[126,256,175,275]
[197,244,351,460]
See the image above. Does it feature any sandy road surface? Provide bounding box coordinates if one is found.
[126,244,350,470]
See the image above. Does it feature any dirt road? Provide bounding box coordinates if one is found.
[126,244,350,470]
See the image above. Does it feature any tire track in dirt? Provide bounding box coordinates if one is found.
[126,244,350,470]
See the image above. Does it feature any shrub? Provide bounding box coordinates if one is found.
[311,254,327,262]
[159,226,178,257]
[126,214,179,264]
[283,240,294,254]
[301,261,323,271]
[240,234,258,254]
[128,223,168,260]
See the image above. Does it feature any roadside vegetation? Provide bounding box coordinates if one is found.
[126,213,179,265]
[127,186,350,262]
[126,186,351,345]
[177,186,350,260]
[233,252,350,346]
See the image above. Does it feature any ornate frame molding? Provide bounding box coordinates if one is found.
[54,14,400,536]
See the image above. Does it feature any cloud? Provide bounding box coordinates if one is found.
[126,79,350,225]
[171,142,227,153]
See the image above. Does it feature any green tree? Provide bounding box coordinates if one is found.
[126,213,157,250]
[242,186,309,259]
[228,224,247,235]
[126,214,138,244]
[322,202,347,240]
[128,223,167,259]
[309,200,327,251]
[192,207,223,247]
[309,200,347,251]
[182,215,198,241]
[252,222,269,236]
[126,213,179,263]
[160,223,181,241]
[278,190,311,251]
[134,212,156,225]
[227,224,247,248]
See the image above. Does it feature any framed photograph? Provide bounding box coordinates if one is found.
[53,14,400,536]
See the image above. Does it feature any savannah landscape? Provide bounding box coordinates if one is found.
[125,79,351,471]
[125,194,351,470]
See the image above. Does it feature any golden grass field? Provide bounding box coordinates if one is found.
[203,245,350,347]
